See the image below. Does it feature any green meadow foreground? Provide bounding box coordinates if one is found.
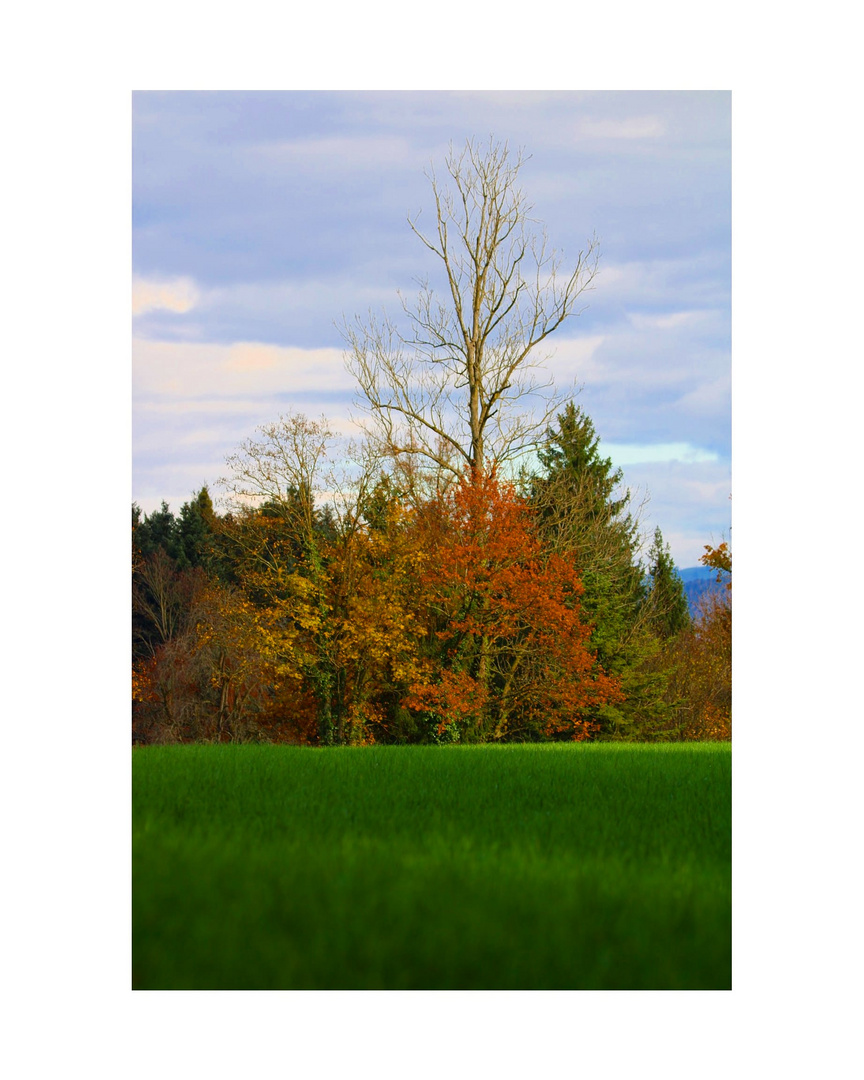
[132,744,731,989]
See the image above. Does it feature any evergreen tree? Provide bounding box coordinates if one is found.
[535,403,631,525]
[529,404,671,739]
[176,486,218,569]
[132,489,219,570]
[131,491,217,666]
[646,527,691,639]
[133,500,181,561]
[531,404,645,653]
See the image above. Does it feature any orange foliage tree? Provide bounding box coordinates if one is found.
[403,470,623,741]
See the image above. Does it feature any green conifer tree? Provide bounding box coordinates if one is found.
[646,526,691,639]
[133,500,181,561]
[176,486,217,569]
[530,404,672,739]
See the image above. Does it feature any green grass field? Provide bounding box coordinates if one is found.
[133,743,731,989]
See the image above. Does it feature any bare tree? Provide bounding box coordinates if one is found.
[218,411,381,537]
[133,548,205,654]
[342,137,599,477]
[219,413,333,537]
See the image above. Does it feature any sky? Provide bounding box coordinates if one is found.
[132,90,731,567]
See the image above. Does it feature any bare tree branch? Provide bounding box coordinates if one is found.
[342,137,599,478]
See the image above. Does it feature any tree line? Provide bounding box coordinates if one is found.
[132,138,730,745]
[132,405,730,744]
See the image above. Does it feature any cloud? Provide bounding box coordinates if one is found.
[603,442,719,466]
[353,93,674,151]
[224,343,282,372]
[135,398,271,417]
[546,335,607,382]
[133,376,364,521]
[598,257,730,310]
[132,337,363,509]
[248,134,427,174]
[132,274,402,351]
[574,116,665,140]
[549,325,728,395]
[673,373,731,418]
[133,339,356,399]
[627,310,713,332]
[132,276,200,316]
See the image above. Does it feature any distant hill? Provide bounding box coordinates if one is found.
[677,566,731,618]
